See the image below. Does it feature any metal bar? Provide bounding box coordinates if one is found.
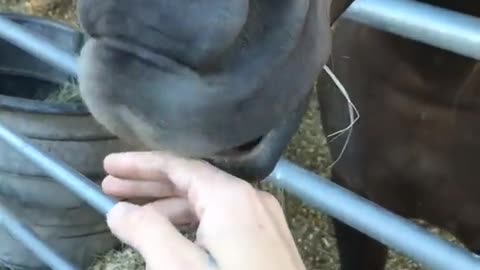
[0,9,479,270]
[0,203,79,270]
[268,160,480,270]
[0,123,117,215]
[343,0,480,60]
[0,0,479,67]
[0,16,78,76]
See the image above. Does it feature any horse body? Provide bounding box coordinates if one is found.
[318,2,480,268]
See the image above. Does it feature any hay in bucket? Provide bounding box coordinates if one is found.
[43,81,83,104]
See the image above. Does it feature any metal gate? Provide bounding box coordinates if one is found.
[0,0,479,269]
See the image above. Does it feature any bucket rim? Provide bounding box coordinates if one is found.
[0,12,90,116]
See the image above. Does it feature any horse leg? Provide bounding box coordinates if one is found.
[456,224,480,259]
[329,170,389,270]
[332,218,389,270]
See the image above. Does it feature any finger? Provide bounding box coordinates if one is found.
[257,191,295,248]
[149,198,198,227]
[258,191,305,268]
[102,175,177,199]
[121,198,157,205]
[105,151,243,204]
[106,152,279,231]
[121,198,199,232]
[104,151,171,181]
[195,191,301,270]
[112,198,197,226]
[108,151,298,266]
[107,202,210,270]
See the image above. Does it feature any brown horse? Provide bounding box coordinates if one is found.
[75,0,480,269]
[318,1,480,269]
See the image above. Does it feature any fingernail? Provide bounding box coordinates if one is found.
[104,153,122,164]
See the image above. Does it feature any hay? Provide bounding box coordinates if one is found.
[43,81,83,104]
[27,0,61,14]
[88,230,197,270]
[89,247,145,270]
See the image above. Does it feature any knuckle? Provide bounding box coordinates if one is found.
[129,204,156,224]
[100,176,113,189]
[259,191,282,208]
[129,205,170,235]
[141,203,161,217]
[258,190,274,200]
[190,159,219,176]
[212,180,255,204]
[233,180,257,196]
[191,159,211,168]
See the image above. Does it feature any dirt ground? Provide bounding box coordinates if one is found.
[0,1,462,269]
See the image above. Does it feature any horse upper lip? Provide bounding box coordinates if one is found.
[90,36,189,71]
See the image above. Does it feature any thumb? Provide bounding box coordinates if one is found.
[106,202,211,270]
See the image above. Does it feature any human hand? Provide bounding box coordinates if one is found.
[101,151,306,270]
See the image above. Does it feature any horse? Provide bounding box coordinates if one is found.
[75,0,354,182]
[74,0,480,269]
[317,1,480,269]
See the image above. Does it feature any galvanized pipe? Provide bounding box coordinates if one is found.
[0,0,478,70]
[268,160,480,270]
[0,4,480,270]
[1,121,479,269]
[343,0,480,60]
[0,15,78,76]
[0,203,79,270]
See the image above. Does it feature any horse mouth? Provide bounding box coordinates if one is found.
[88,35,184,71]
[79,34,298,181]
[218,136,264,157]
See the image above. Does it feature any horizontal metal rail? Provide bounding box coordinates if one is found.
[268,161,480,270]
[0,1,480,269]
[0,0,478,73]
[1,121,479,270]
[344,0,480,60]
